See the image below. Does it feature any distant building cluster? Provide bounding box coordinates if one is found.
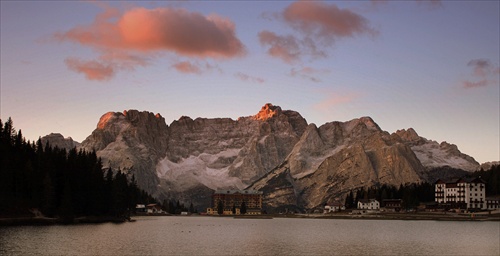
[206,190,263,215]
[435,177,499,211]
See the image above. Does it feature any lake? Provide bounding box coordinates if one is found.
[0,216,498,255]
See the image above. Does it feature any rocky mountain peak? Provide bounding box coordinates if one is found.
[395,128,421,143]
[253,103,282,121]
[97,112,122,130]
[339,116,382,137]
[41,133,80,152]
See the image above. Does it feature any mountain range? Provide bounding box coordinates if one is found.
[42,103,481,211]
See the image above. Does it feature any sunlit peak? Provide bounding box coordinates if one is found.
[253,103,282,121]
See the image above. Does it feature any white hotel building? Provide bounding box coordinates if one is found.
[435,177,486,210]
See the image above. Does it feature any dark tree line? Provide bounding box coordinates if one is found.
[0,117,158,220]
[469,165,500,196]
[344,183,435,210]
[161,199,196,214]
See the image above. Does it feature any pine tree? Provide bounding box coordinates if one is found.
[345,191,354,209]
[240,202,247,214]
[217,200,224,215]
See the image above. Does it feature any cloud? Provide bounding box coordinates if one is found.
[463,59,499,89]
[258,30,328,64]
[172,61,202,74]
[258,31,301,63]
[314,91,359,110]
[463,80,490,89]
[65,58,115,81]
[235,72,265,83]
[171,61,222,74]
[55,5,245,80]
[259,1,375,64]
[467,59,498,77]
[290,66,330,82]
[283,1,377,42]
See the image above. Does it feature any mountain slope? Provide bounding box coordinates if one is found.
[393,128,479,172]
[248,117,425,210]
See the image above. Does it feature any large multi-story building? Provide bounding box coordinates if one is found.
[435,177,486,210]
[207,190,263,215]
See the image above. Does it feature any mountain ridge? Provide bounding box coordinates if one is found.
[43,104,482,210]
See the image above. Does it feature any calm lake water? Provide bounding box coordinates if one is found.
[0,216,498,255]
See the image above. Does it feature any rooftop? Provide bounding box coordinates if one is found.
[214,189,263,195]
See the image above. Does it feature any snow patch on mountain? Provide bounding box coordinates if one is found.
[156,148,246,191]
[411,141,478,172]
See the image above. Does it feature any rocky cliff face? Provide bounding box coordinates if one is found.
[41,133,80,152]
[79,104,307,209]
[80,110,169,195]
[74,104,480,211]
[155,104,307,207]
[248,117,425,211]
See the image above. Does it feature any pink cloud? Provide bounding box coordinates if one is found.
[57,7,245,58]
[283,1,377,42]
[64,58,115,81]
[171,61,221,74]
[463,80,490,89]
[260,1,374,64]
[463,59,499,89]
[172,61,202,74]
[467,59,497,77]
[258,31,301,63]
[314,91,359,110]
[55,5,245,80]
[235,72,265,83]
[290,66,330,82]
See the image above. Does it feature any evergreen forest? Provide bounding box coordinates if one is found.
[0,118,159,221]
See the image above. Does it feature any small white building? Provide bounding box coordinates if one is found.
[357,199,380,210]
[324,201,345,213]
[136,204,146,213]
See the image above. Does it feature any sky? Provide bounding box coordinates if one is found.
[1,1,499,163]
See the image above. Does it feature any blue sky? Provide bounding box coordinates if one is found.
[1,1,498,163]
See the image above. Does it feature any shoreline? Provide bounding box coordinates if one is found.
[2,212,499,226]
[271,211,500,221]
[0,216,131,226]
